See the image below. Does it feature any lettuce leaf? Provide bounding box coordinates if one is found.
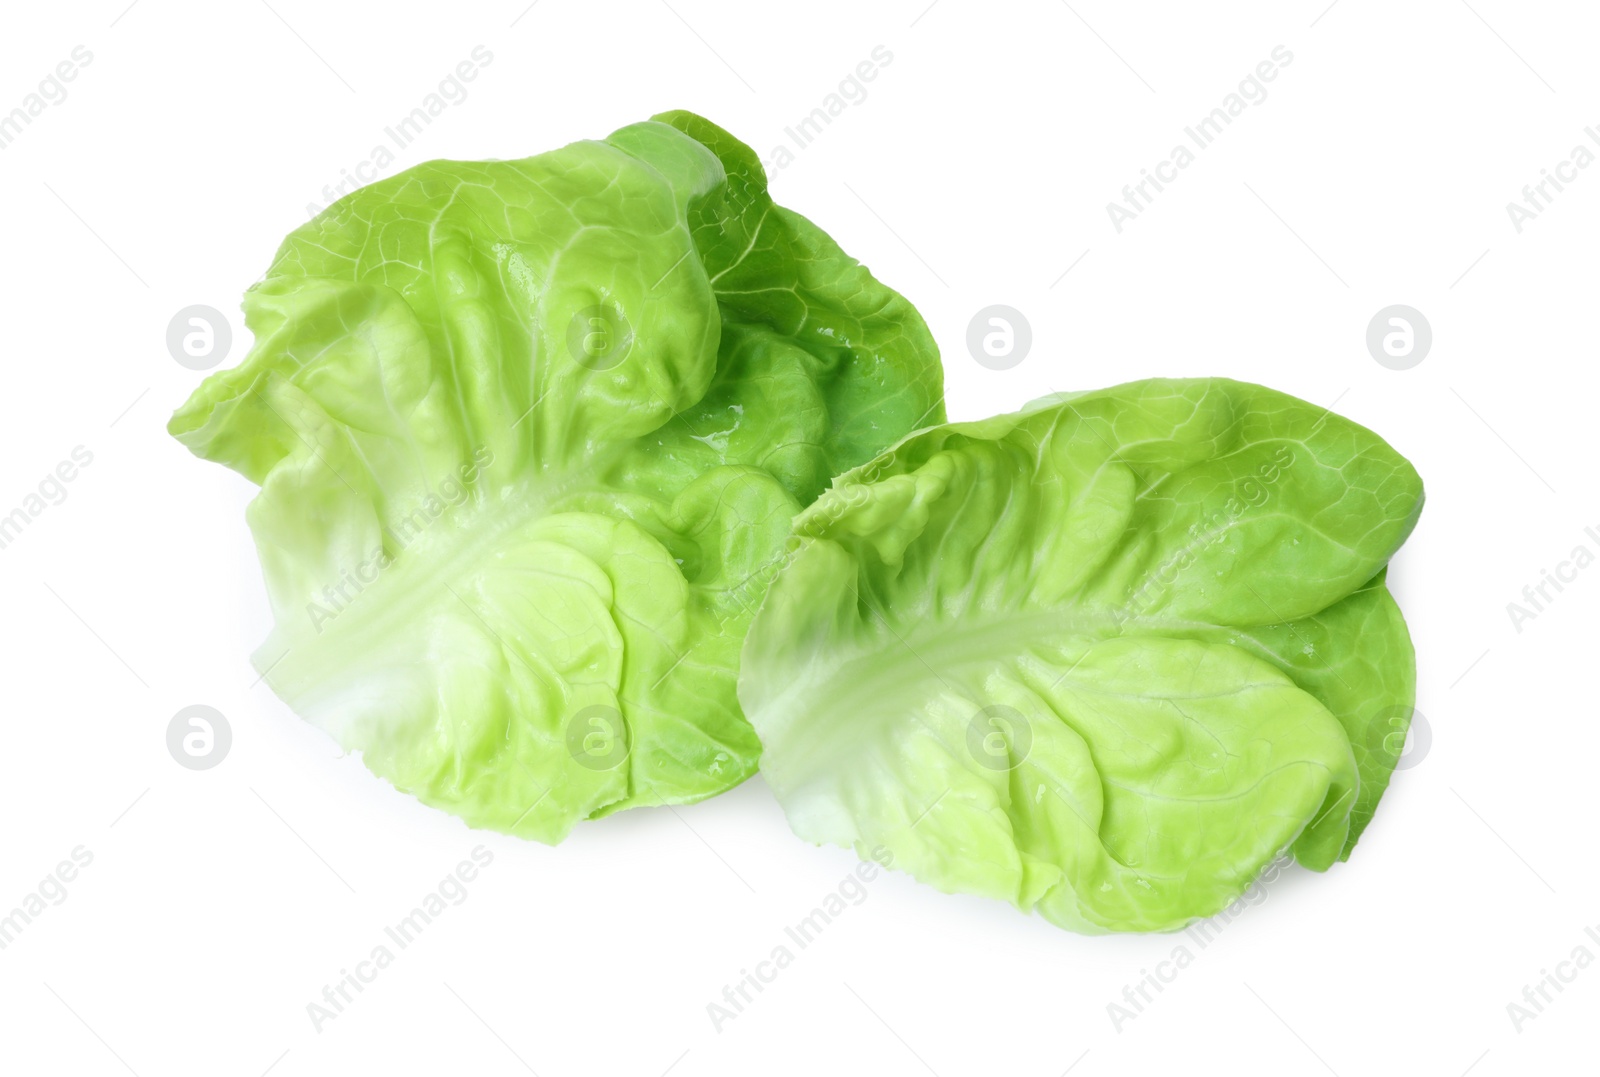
[738,379,1421,932]
[170,111,944,842]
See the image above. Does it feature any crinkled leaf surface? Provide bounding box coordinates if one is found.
[170,112,943,842]
[739,379,1421,932]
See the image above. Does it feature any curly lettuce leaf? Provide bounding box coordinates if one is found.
[739,379,1421,933]
[170,112,944,843]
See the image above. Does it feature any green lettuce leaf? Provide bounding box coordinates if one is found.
[738,378,1422,932]
[170,112,944,843]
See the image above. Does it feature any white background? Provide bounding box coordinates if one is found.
[1,1,1594,1074]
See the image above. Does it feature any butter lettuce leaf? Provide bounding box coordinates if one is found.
[739,378,1421,933]
[170,112,943,842]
